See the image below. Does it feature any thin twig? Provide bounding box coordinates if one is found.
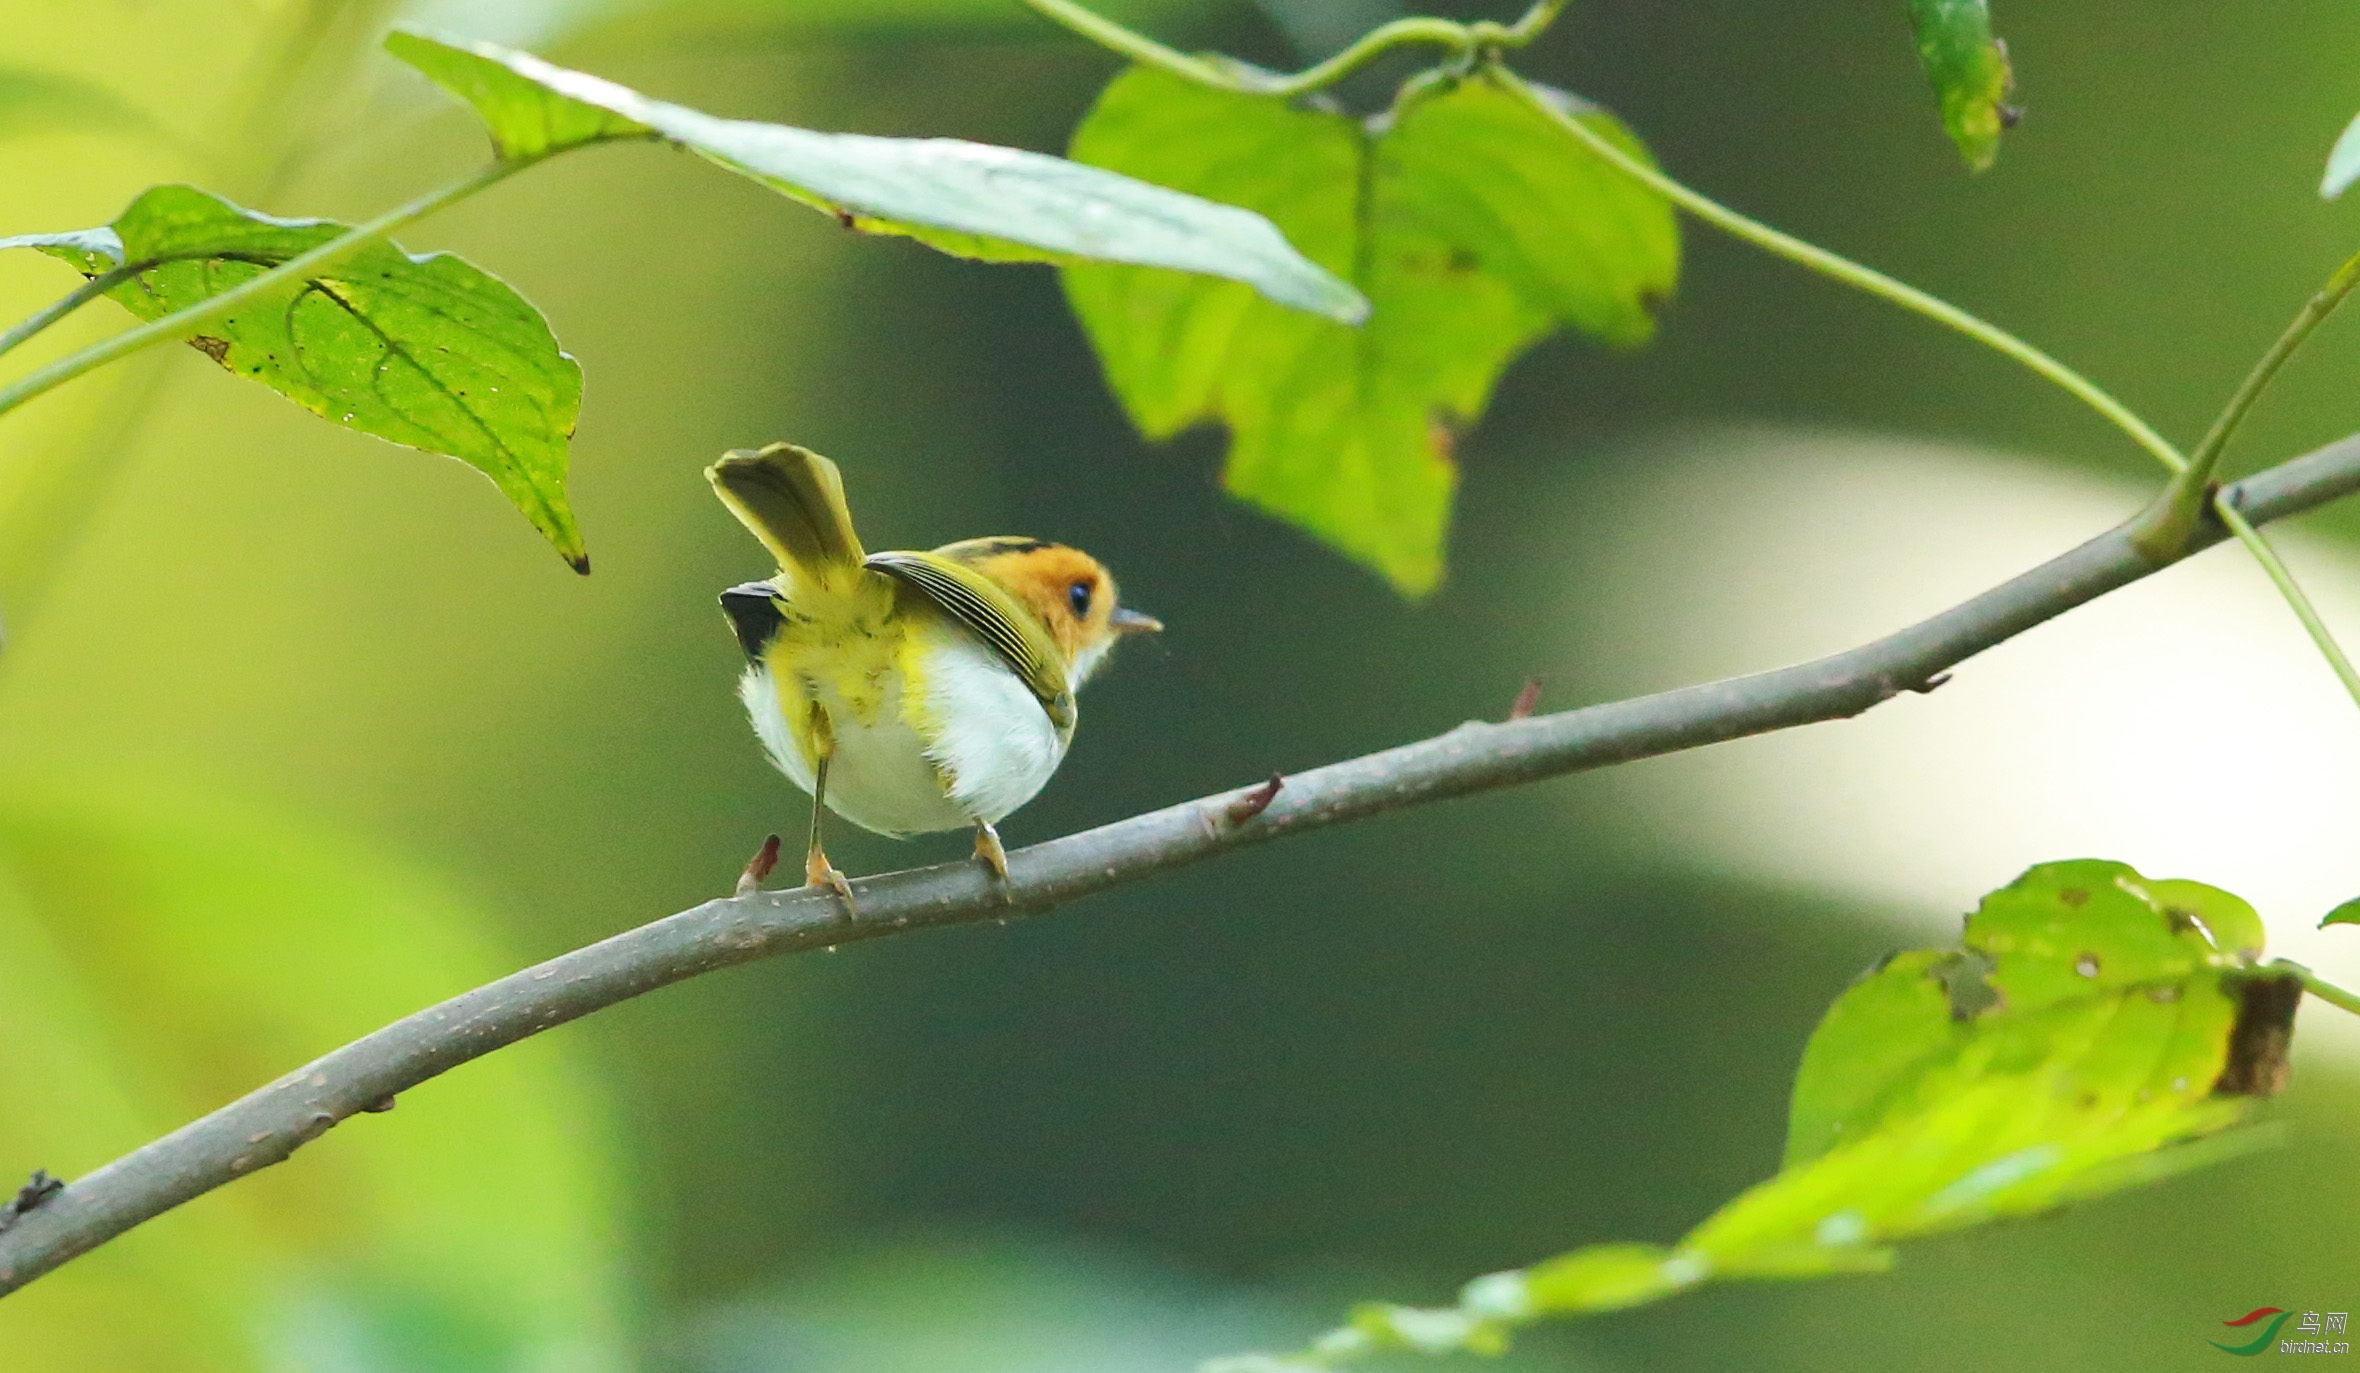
[1499,58,2360,716]
[5,429,2360,1296]
[1024,0,2183,479]
[1018,0,1568,99]
[2215,492,2360,710]
[2291,964,2360,1018]
[2133,248,2360,556]
[0,264,149,364]
[1489,66,2186,477]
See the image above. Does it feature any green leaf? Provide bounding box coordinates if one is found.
[1063,66,1676,595]
[1720,861,2283,1278]
[382,30,650,162]
[2324,894,2360,928]
[1690,968,2265,1275]
[1216,860,2296,1370]
[0,780,628,1371]
[384,27,1363,323]
[1781,948,1957,1167]
[1908,0,2018,172]
[0,186,586,570]
[1963,859,2258,1010]
[2143,877,2269,961]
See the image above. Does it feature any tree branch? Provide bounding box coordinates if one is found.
[7,430,2360,1295]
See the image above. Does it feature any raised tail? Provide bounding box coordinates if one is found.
[707,442,866,580]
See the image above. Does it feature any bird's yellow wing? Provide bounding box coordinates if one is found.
[707,442,865,579]
[864,549,1077,740]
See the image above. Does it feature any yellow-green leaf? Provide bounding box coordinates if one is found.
[1214,860,2299,1370]
[385,28,1364,323]
[0,186,587,570]
[1064,67,1676,595]
[1781,948,1956,1167]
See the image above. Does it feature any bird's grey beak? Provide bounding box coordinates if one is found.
[1112,606,1163,635]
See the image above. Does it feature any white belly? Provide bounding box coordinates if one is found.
[741,623,1066,837]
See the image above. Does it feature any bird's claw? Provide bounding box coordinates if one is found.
[973,823,1012,902]
[807,851,857,920]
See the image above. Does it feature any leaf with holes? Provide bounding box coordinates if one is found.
[384,28,1363,322]
[1908,0,2017,171]
[0,185,585,568]
[1689,860,2290,1279]
[1212,861,2300,1370]
[1063,66,1676,595]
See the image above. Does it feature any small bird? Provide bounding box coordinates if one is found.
[709,442,1160,908]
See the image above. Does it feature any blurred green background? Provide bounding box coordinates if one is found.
[3,1,2359,1370]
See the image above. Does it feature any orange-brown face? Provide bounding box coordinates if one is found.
[951,538,1160,681]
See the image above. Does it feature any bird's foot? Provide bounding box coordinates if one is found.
[973,822,1012,900]
[806,849,857,920]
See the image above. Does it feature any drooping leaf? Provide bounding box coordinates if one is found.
[1063,66,1676,595]
[0,186,587,569]
[1908,0,2018,172]
[0,781,628,1372]
[2323,894,2360,928]
[384,28,1364,323]
[1215,860,2301,1369]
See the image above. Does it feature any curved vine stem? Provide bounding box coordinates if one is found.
[2198,250,2360,486]
[2133,247,2360,557]
[0,264,150,365]
[2287,962,2360,1017]
[2215,493,2360,710]
[1020,1,2188,479]
[1019,0,1569,99]
[1491,62,2360,723]
[1487,66,2186,477]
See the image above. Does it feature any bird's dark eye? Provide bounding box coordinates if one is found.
[1068,581,1093,617]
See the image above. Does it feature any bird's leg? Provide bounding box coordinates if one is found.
[972,820,1012,896]
[804,702,856,918]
